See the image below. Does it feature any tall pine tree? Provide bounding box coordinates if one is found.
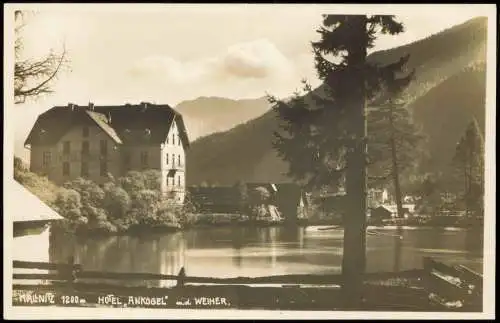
[268,15,413,306]
[452,119,484,218]
[368,56,422,218]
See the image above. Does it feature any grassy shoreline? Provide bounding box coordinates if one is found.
[14,160,482,238]
[60,215,484,238]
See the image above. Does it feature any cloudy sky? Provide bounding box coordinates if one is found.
[13,5,483,105]
[6,4,488,152]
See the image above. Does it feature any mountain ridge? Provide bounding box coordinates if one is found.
[174,96,272,141]
[186,17,488,187]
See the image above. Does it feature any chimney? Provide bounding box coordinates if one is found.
[141,101,148,111]
[68,103,75,111]
[107,112,112,124]
[88,102,94,111]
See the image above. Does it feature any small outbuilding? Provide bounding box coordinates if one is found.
[371,205,393,222]
[10,180,65,285]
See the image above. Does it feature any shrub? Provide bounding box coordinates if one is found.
[118,171,147,193]
[50,169,193,234]
[102,182,131,221]
[13,157,60,206]
[52,188,88,233]
[13,158,190,234]
[63,178,105,206]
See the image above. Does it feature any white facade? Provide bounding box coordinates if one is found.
[160,119,186,203]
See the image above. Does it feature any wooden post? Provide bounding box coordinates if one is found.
[60,256,74,293]
[176,267,186,288]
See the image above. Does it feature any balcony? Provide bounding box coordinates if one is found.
[165,187,185,192]
[166,166,184,173]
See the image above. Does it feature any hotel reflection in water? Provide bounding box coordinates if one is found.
[48,227,307,286]
[49,232,187,288]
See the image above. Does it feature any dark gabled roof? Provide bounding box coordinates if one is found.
[187,186,241,205]
[372,205,393,215]
[24,103,190,148]
[24,106,85,146]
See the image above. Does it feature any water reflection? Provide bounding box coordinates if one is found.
[464,228,483,259]
[231,229,243,268]
[49,226,484,282]
[393,227,403,272]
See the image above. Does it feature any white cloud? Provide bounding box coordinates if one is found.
[129,55,213,84]
[128,38,295,85]
[221,39,294,79]
[13,8,483,115]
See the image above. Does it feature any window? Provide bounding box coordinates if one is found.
[100,160,108,176]
[166,135,169,144]
[166,153,169,165]
[172,134,175,145]
[177,175,181,187]
[81,162,89,177]
[178,154,181,166]
[178,135,180,146]
[42,152,51,168]
[100,140,107,156]
[63,162,70,176]
[172,154,176,167]
[141,151,149,169]
[63,141,70,155]
[83,126,89,137]
[82,141,89,156]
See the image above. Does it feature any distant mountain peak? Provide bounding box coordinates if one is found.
[174,96,272,141]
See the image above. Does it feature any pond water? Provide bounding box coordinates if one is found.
[49,226,483,287]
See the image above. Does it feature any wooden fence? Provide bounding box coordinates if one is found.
[423,257,483,311]
[13,259,425,286]
[12,257,482,311]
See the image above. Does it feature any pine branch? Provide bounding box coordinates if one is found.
[368,15,404,35]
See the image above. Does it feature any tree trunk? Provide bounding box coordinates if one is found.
[387,103,405,275]
[388,104,404,218]
[478,147,484,218]
[393,228,403,272]
[467,146,474,217]
[341,15,368,309]
[464,163,469,217]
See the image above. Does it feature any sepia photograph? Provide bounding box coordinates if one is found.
[3,3,496,320]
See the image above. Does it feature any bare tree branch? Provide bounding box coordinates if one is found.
[13,10,70,104]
